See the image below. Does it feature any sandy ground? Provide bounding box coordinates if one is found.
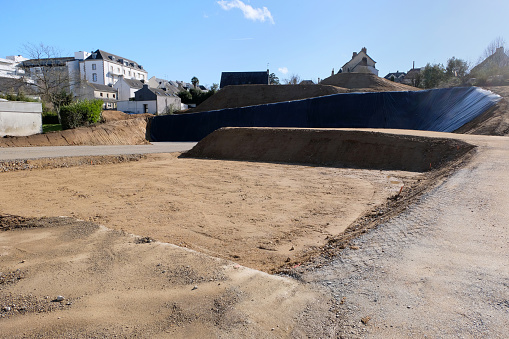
[0,216,332,338]
[0,147,430,338]
[0,153,416,273]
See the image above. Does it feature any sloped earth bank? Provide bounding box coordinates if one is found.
[0,116,150,148]
[186,84,349,113]
[0,129,476,337]
[454,86,509,136]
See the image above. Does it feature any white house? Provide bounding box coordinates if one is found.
[75,81,118,109]
[79,50,148,86]
[0,55,28,79]
[117,84,181,115]
[341,47,379,76]
[113,76,145,101]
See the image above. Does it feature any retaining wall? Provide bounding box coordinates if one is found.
[0,101,43,137]
[150,87,500,141]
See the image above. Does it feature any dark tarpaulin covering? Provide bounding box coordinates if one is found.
[149,87,500,141]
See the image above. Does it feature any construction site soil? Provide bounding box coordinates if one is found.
[0,84,508,337]
[186,74,418,113]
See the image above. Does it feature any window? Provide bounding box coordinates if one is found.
[92,73,97,82]
[92,64,96,70]
[117,67,120,73]
[110,66,113,71]
[100,92,103,97]
[113,94,116,99]
[107,93,109,98]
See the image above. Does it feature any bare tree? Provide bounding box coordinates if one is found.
[480,37,506,61]
[20,43,80,120]
[282,74,301,85]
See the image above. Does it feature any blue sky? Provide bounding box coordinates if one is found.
[2,0,509,87]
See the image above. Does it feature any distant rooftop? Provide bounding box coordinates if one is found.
[220,71,269,88]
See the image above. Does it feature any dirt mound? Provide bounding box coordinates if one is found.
[102,110,154,122]
[0,118,150,147]
[188,84,349,113]
[183,127,474,172]
[454,86,509,136]
[320,72,418,92]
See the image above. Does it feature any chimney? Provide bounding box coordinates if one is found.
[413,61,415,70]
[496,46,504,54]
[361,47,367,54]
[352,52,358,58]
[332,68,334,76]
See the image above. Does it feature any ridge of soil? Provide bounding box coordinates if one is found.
[320,72,419,92]
[187,84,349,113]
[0,117,150,148]
[184,127,474,172]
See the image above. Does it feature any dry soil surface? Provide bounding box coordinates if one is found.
[0,152,419,274]
[0,115,149,148]
[187,84,349,113]
[319,73,418,92]
[0,149,428,338]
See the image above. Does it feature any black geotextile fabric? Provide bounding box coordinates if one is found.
[149,87,500,141]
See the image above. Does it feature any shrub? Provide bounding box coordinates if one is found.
[60,99,103,130]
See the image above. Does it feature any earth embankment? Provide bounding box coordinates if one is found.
[183,127,475,172]
[0,117,149,147]
[319,72,418,92]
[187,84,349,113]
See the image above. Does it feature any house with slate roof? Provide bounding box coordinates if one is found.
[80,49,148,86]
[76,81,118,109]
[113,75,145,101]
[470,47,509,76]
[384,71,406,83]
[220,70,269,88]
[341,47,379,76]
[117,84,181,115]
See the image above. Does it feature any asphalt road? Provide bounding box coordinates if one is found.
[0,142,197,161]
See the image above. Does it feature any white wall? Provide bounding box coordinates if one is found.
[117,100,156,114]
[0,101,43,137]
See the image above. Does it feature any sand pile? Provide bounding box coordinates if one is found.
[0,118,150,147]
[320,72,418,92]
[183,127,474,172]
[102,110,154,123]
[187,84,348,113]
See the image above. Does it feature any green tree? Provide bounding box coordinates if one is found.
[269,73,280,85]
[177,90,193,104]
[191,76,199,89]
[210,83,219,92]
[446,57,469,79]
[421,63,446,89]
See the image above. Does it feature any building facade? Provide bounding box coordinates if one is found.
[79,50,148,86]
[341,47,379,76]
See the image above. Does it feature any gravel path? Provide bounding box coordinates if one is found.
[303,135,509,338]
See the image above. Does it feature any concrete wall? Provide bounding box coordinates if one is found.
[0,101,43,137]
[156,96,181,114]
[117,100,156,114]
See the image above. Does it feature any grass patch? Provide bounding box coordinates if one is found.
[42,124,62,133]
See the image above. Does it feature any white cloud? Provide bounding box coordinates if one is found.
[217,0,275,24]
[278,67,288,74]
